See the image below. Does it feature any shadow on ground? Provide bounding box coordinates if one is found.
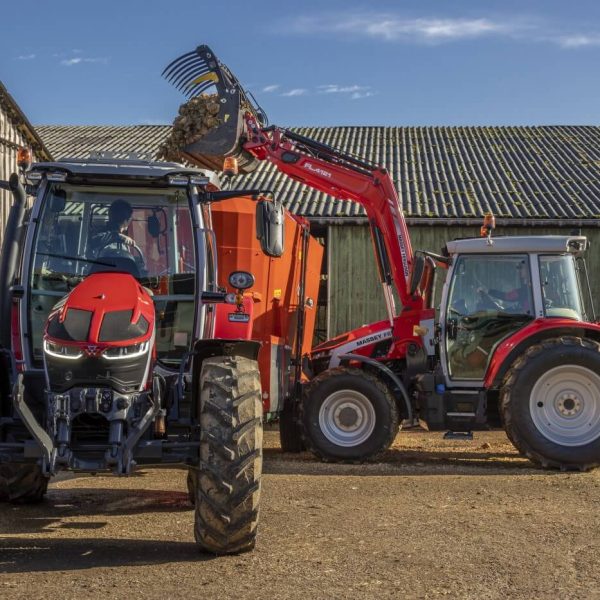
[0,537,207,573]
[262,446,549,477]
[0,488,192,535]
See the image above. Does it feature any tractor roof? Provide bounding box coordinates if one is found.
[29,157,221,188]
[445,235,587,255]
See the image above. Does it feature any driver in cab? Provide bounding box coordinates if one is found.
[479,262,532,314]
[90,199,135,257]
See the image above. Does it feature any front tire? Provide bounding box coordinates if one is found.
[0,463,49,503]
[500,337,600,470]
[194,356,262,554]
[301,368,399,462]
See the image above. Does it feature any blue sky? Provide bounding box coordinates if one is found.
[1,0,600,127]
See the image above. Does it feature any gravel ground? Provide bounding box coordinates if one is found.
[1,429,599,600]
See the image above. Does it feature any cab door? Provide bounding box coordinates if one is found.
[444,254,535,381]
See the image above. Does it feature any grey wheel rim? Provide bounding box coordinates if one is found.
[529,364,600,447]
[318,389,376,447]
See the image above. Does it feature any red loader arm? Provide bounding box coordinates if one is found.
[242,113,422,319]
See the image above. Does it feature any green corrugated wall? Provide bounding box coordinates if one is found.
[327,224,600,338]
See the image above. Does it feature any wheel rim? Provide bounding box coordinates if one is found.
[529,364,600,447]
[318,389,376,447]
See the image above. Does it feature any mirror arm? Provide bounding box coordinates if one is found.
[0,181,9,191]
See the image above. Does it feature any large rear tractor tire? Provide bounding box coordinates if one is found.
[0,463,49,504]
[301,367,399,462]
[193,356,262,554]
[500,337,600,471]
[278,398,305,453]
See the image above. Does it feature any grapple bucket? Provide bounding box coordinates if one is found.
[162,45,261,173]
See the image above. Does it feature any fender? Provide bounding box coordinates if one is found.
[484,318,600,389]
[339,353,413,422]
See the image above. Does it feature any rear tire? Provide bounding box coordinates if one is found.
[301,367,399,462]
[0,463,49,504]
[193,356,262,554]
[278,398,305,453]
[500,337,600,471]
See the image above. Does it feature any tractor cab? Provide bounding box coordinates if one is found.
[22,158,218,371]
[440,235,591,384]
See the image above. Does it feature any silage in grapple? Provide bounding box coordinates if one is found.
[157,95,221,163]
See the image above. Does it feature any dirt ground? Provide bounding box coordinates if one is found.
[1,429,599,600]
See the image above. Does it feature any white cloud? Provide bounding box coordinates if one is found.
[318,84,370,94]
[281,88,307,97]
[351,91,375,100]
[262,84,280,93]
[289,14,516,43]
[60,56,108,67]
[557,34,600,48]
[16,54,36,60]
[286,12,600,50]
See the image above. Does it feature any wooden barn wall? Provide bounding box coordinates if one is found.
[327,224,600,338]
[0,107,42,236]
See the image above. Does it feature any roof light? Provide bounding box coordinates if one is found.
[189,175,210,186]
[46,171,68,182]
[167,175,189,186]
[223,157,238,177]
[25,171,43,184]
[17,147,32,171]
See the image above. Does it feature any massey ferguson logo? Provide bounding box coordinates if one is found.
[84,345,101,357]
[303,162,332,178]
[355,331,391,348]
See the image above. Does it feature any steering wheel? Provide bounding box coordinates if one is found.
[476,288,502,311]
[96,232,147,275]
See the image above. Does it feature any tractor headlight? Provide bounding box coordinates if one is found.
[103,341,150,360]
[43,340,83,360]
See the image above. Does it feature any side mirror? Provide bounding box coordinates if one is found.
[409,254,425,296]
[256,200,284,258]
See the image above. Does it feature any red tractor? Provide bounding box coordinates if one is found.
[163,45,600,471]
[0,151,294,553]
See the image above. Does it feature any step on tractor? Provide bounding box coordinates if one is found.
[162,44,600,471]
[0,150,295,553]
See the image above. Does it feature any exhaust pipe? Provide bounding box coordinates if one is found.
[0,173,26,349]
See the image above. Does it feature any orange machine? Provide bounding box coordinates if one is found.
[211,197,323,414]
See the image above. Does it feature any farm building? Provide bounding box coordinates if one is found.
[0,82,52,232]
[36,124,600,341]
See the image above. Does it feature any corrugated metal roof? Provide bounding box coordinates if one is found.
[36,124,600,221]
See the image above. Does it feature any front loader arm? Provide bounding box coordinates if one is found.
[242,114,420,315]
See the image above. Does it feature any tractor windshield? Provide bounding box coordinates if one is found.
[29,184,197,367]
[539,254,584,320]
